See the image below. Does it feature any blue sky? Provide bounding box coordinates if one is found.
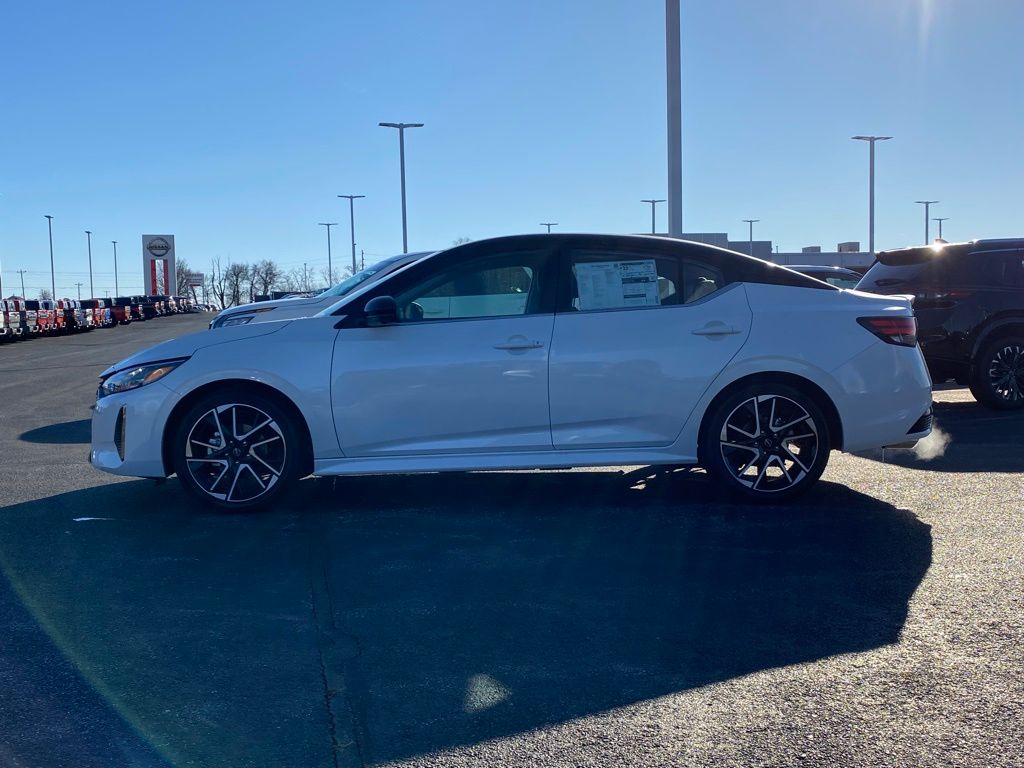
[1,0,1021,297]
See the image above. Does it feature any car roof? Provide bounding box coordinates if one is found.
[786,264,860,274]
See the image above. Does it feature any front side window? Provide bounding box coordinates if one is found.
[568,249,724,311]
[395,250,547,321]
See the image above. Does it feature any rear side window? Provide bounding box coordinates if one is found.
[567,249,726,311]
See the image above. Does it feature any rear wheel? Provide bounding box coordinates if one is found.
[701,382,831,502]
[172,390,304,510]
[970,336,1024,410]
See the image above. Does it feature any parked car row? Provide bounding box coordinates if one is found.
[0,295,203,343]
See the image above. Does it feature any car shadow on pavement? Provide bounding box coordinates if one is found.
[857,398,1024,473]
[0,471,931,767]
[19,418,91,445]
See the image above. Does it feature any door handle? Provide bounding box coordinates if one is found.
[494,341,544,350]
[691,323,741,337]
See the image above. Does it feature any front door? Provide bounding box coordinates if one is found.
[331,245,556,457]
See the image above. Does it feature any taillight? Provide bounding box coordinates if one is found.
[857,316,918,347]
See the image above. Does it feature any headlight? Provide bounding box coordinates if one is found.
[217,314,254,328]
[97,359,187,400]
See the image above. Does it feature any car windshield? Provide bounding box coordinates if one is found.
[317,256,407,298]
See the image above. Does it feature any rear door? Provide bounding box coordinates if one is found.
[548,240,752,449]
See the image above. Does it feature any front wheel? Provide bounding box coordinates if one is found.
[969,337,1024,410]
[701,383,831,502]
[172,391,304,510]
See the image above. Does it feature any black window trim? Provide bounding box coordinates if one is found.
[334,241,560,328]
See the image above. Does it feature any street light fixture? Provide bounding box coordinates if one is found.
[933,217,950,240]
[337,195,365,276]
[742,219,760,257]
[318,223,338,285]
[915,201,939,244]
[44,215,55,299]
[379,122,424,253]
[851,135,893,257]
[85,230,94,298]
[641,199,666,234]
[540,222,558,233]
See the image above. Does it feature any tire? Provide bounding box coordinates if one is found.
[172,389,304,510]
[701,382,831,502]
[969,336,1024,410]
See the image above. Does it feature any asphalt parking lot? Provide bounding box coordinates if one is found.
[0,314,1021,768]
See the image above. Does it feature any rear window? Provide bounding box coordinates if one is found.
[858,261,932,292]
[859,249,1020,292]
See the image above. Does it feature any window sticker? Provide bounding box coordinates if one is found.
[574,259,661,310]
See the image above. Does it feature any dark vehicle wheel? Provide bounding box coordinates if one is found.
[701,382,831,502]
[172,390,304,510]
[970,336,1024,410]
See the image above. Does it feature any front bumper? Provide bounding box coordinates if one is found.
[90,382,181,478]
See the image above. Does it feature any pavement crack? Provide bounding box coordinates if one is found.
[309,575,342,768]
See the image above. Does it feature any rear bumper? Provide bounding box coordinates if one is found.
[832,342,933,452]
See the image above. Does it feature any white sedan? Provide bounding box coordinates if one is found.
[90,234,932,508]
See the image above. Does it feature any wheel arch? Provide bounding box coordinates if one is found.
[971,318,1024,362]
[696,371,844,464]
[161,379,315,477]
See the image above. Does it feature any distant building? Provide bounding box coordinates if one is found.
[646,232,875,269]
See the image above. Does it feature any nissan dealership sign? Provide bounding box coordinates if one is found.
[142,235,176,295]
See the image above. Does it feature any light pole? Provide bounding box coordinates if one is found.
[17,269,27,297]
[641,199,666,234]
[540,222,558,233]
[85,230,94,298]
[303,262,308,292]
[318,223,338,285]
[852,135,892,257]
[75,282,82,299]
[933,217,949,240]
[743,219,760,257]
[112,241,119,296]
[666,0,682,236]
[337,195,365,276]
[379,122,424,253]
[915,201,939,244]
[44,215,55,299]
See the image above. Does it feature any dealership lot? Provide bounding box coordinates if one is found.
[0,314,1021,767]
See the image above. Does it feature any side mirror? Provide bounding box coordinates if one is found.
[364,295,398,327]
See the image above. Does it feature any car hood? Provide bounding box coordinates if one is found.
[100,320,291,377]
[217,295,321,318]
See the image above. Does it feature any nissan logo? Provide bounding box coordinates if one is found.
[147,237,171,258]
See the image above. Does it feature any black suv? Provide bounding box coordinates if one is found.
[857,239,1024,409]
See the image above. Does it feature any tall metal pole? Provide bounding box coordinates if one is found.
[666,0,682,237]
[112,241,119,296]
[303,262,308,291]
[380,122,424,253]
[44,215,55,299]
[743,219,759,257]
[85,230,93,297]
[17,269,27,297]
[540,222,558,233]
[75,282,82,299]
[852,136,892,258]
[318,223,338,284]
[916,201,938,244]
[641,199,666,234]
[933,217,949,240]
[338,195,365,275]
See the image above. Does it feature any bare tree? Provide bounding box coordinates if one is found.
[39,288,53,301]
[224,263,249,307]
[208,257,228,309]
[252,259,283,298]
[453,237,472,246]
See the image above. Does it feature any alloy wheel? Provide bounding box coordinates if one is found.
[988,344,1024,403]
[718,394,820,494]
[184,403,287,504]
